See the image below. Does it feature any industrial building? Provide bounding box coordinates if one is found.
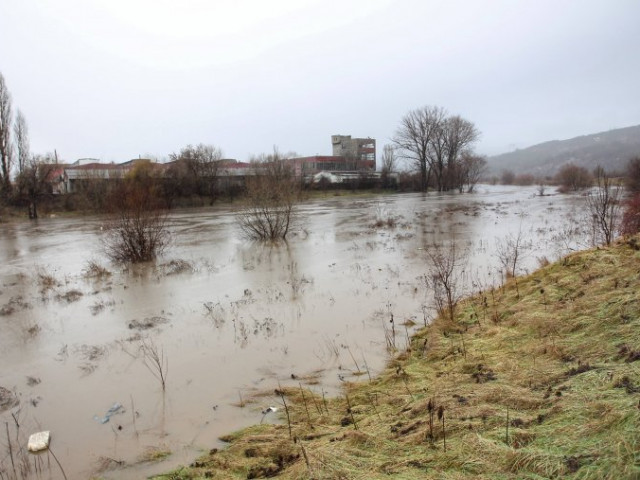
[331,135,376,167]
[50,134,380,194]
[286,135,376,179]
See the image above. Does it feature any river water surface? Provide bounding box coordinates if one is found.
[0,186,587,479]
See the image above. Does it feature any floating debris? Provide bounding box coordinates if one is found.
[93,403,125,424]
[260,406,279,424]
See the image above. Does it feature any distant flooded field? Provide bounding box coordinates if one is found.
[0,185,588,479]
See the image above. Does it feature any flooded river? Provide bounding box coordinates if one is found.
[0,185,587,479]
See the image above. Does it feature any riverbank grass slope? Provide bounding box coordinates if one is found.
[154,237,640,479]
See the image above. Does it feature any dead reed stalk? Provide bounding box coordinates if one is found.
[276,387,293,440]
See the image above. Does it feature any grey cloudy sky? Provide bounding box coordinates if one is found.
[1,0,639,164]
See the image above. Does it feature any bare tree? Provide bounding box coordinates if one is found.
[437,115,479,192]
[495,226,529,297]
[15,153,57,219]
[424,240,467,323]
[393,106,479,192]
[237,148,300,241]
[13,110,29,176]
[587,166,622,246]
[460,153,487,193]
[393,106,446,191]
[103,161,170,263]
[168,143,223,204]
[140,338,168,392]
[380,144,396,174]
[0,72,14,199]
[555,163,592,192]
[380,144,397,188]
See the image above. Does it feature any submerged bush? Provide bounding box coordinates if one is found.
[102,162,170,263]
[237,153,300,241]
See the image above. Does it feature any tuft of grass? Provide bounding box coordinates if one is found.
[36,268,58,291]
[56,289,84,303]
[139,446,171,463]
[83,260,112,279]
[154,235,640,480]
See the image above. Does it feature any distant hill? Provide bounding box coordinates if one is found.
[487,125,640,177]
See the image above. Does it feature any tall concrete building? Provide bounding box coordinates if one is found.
[331,135,376,169]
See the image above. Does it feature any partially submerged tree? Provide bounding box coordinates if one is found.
[586,166,622,246]
[459,153,487,193]
[103,161,170,263]
[237,149,300,241]
[437,115,479,192]
[393,106,479,192]
[393,106,445,192]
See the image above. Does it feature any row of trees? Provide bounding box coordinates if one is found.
[0,72,60,218]
[392,105,486,192]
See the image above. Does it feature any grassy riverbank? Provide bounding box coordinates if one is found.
[153,236,640,479]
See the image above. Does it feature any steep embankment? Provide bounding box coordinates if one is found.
[155,237,640,479]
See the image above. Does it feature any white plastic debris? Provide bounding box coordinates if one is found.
[27,431,50,453]
[260,406,279,424]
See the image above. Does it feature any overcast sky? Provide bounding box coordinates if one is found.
[1,0,639,164]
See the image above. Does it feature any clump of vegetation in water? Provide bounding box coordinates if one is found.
[102,162,171,264]
[237,149,300,242]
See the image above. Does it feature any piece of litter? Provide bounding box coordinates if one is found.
[93,402,124,424]
[27,431,50,453]
[260,406,279,424]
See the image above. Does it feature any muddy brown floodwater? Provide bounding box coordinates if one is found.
[0,186,588,479]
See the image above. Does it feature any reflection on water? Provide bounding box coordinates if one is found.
[0,186,588,479]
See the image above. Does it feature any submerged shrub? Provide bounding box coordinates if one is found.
[102,162,170,263]
[237,153,300,241]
